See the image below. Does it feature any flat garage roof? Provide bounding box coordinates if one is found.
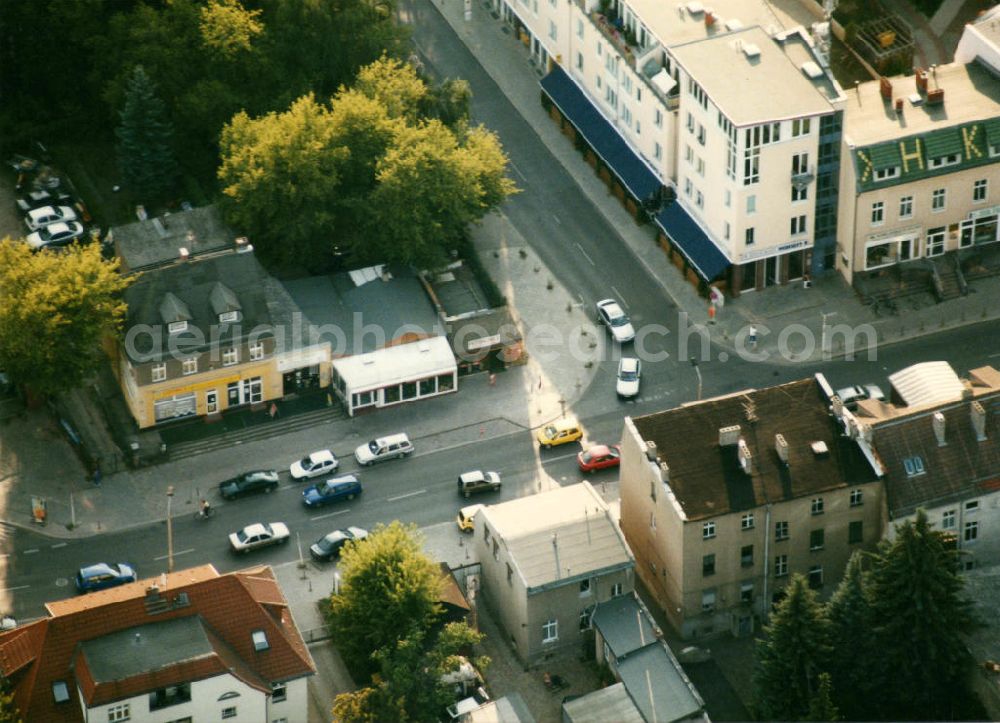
[333,336,456,392]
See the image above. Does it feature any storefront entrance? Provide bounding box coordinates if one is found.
[282,366,321,396]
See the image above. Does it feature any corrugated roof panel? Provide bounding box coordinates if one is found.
[888,361,965,408]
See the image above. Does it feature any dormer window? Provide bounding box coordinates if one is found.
[928,153,960,169]
[252,629,269,651]
[903,455,926,476]
[223,348,239,367]
[219,310,240,324]
[168,320,188,334]
[874,166,900,181]
[52,681,70,703]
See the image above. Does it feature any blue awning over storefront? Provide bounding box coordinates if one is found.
[656,204,730,282]
[540,66,660,201]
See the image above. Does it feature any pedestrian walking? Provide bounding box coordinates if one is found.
[748,324,758,349]
[489,373,497,386]
[707,304,717,325]
[92,466,102,487]
[269,402,279,420]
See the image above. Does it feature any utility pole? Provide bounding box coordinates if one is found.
[821,311,837,354]
[690,358,703,401]
[166,485,175,573]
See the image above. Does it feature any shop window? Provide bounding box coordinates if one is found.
[384,385,401,404]
[437,374,454,392]
[419,378,436,396]
[402,381,417,400]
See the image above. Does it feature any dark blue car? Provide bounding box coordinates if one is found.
[302,475,362,508]
[75,562,137,593]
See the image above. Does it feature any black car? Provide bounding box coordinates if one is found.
[218,470,279,500]
[309,527,369,562]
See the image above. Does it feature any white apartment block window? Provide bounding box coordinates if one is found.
[929,153,960,169]
[775,554,788,577]
[775,520,789,540]
[622,105,632,127]
[931,188,946,212]
[548,20,556,40]
[542,619,558,643]
[151,363,167,383]
[811,497,824,515]
[701,589,716,612]
[596,75,601,89]
[745,227,755,246]
[746,195,756,214]
[611,582,623,596]
[792,152,809,175]
[725,190,731,207]
[791,215,807,235]
[850,488,863,507]
[597,40,602,56]
[223,347,239,366]
[927,226,946,256]
[966,500,980,513]
[684,178,692,197]
[108,704,131,722]
[703,521,716,539]
[272,682,287,702]
[696,158,705,176]
[182,358,198,376]
[654,109,663,128]
[222,707,237,719]
[604,86,617,109]
[696,190,704,209]
[576,18,583,37]
[622,74,632,94]
[654,142,662,161]
[871,201,884,225]
[791,118,811,137]
[697,124,706,146]
[874,166,900,181]
[965,521,979,542]
[974,179,988,203]
[685,145,694,163]
[808,565,824,589]
[604,52,616,73]
[942,509,956,529]
[635,120,640,135]
[724,222,730,240]
[743,146,760,184]
[576,52,583,70]
[686,113,694,133]
[649,511,656,530]
[688,78,708,109]
[791,185,807,202]
[899,195,913,218]
[742,513,754,530]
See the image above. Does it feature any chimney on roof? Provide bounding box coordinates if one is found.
[657,461,670,484]
[645,440,658,463]
[235,236,253,253]
[178,247,190,261]
[775,434,789,464]
[972,401,987,441]
[879,76,892,100]
[719,425,741,446]
[737,438,753,475]
[831,396,844,418]
[933,411,947,446]
[705,8,715,26]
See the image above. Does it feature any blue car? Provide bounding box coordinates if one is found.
[75,562,137,593]
[302,475,362,508]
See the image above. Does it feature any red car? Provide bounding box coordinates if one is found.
[577,444,622,472]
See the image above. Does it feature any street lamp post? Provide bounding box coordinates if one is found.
[821,311,838,354]
[166,485,175,573]
[690,358,702,401]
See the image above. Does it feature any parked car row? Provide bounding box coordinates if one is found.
[8,153,92,252]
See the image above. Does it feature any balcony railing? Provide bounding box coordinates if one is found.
[592,11,638,68]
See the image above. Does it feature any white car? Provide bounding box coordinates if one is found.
[836,384,885,410]
[616,357,641,398]
[596,298,635,342]
[228,522,290,553]
[26,220,85,250]
[24,204,78,232]
[290,449,339,480]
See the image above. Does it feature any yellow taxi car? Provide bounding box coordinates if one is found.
[456,504,485,533]
[535,420,583,449]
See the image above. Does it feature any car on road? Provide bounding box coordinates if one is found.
[309,526,369,562]
[836,384,886,410]
[354,433,413,466]
[457,504,485,532]
[75,562,137,593]
[290,449,338,480]
[24,204,78,232]
[536,420,583,449]
[229,522,290,554]
[25,220,85,250]
[616,357,641,398]
[302,474,362,508]
[596,298,635,343]
[218,470,279,500]
[458,470,502,498]
[577,444,622,473]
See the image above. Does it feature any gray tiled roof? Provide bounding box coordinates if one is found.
[632,378,879,520]
[592,595,658,660]
[874,392,1000,517]
[562,683,644,723]
[618,643,704,723]
[112,205,235,271]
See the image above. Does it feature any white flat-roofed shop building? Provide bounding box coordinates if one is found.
[501,0,845,292]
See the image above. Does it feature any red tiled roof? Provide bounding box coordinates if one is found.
[0,564,315,721]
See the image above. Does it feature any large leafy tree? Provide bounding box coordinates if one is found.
[115,65,179,201]
[752,574,831,721]
[0,239,130,398]
[326,521,444,677]
[332,623,486,723]
[866,511,980,720]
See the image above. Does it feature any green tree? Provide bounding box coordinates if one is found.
[825,552,877,720]
[115,65,179,201]
[806,672,840,722]
[199,0,264,59]
[866,511,980,720]
[327,521,444,677]
[0,239,130,398]
[333,623,485,723]
[0,673,21,723]
[752,574,831,721]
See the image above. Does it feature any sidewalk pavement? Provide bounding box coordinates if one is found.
[432,0,1000,367]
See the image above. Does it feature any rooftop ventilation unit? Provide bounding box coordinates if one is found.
[908,93,924,106]
[743,43,761,59]
[801,61,823,79]
[725,17,743,30]
[811,440,829,456]
[686,0,704,14]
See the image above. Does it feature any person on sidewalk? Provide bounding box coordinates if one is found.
[92,466,102,487]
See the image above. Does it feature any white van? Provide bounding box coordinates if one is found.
[354,433,414,466]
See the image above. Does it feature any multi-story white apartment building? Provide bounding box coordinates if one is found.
[501,0,846,293]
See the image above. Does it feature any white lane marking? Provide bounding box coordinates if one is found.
[310,509,352,522]
[387,489,427,502]
[553,214,562,225]
[154,548,195,561]
[508,160,527,182]
[24,549,39,555]
[612,287,628,308]
[540,451,580,464]
[575,243,595,266]
[51,543,67,549]
[0,585,28,592]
